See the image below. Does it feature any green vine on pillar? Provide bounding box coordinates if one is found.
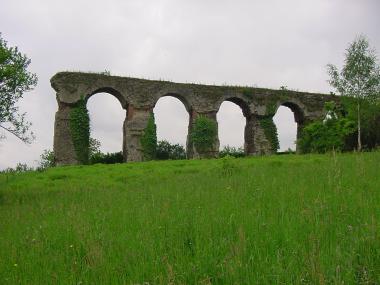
[140,113,157,161]
[259,116,279,152]
[257,103,280,152]
[69,98,90,164]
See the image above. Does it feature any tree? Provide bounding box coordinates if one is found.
[0,34,37,143]
[327,35,380,151]
[38,149,55,170]
[89,137,101,156]
[156,140,186,160]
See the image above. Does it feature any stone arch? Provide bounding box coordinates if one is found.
[217,97,250,154]
[153,91,193,113]
[83,87,129,162]
[152,93,192,155]
[275,101,305,124]
[215,96,250,118]
[274,100,306,152]
[153,92,193,158]
[86,87,128,109]
[86,91,126,159]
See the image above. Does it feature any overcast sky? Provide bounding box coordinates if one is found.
[1,0,379,169]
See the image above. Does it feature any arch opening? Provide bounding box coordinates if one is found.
[88,87,127,108]
[217,100,246,153]
[273,102,303,152]
[86,92,126,160]
[153,95,190,159]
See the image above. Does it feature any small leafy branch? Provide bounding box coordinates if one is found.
[0,33,37,143]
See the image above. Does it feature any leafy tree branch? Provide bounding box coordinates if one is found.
[0,33,37,143]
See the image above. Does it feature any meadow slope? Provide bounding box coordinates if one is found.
[0,152,379,284]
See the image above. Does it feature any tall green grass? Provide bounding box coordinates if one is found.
[0,152,379,284]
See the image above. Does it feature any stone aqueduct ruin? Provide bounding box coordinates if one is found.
[51,72,337,165]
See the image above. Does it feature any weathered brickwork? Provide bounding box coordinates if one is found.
[51,72,338,165]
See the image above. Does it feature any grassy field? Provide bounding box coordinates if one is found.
[0,152,379,284]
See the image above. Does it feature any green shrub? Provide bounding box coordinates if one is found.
[191,116,217,153]
[298,99,380,153]
[90,151,123,164]
[1,163,34,173]
[89,138,101,157]
[140,113,157,160]
[219,145,245,158]
[156,140,186,160]
[298,117,355,153]
[38,149,55,169]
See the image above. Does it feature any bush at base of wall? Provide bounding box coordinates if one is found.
[191,116,217,153]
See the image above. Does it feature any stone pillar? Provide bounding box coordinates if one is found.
[123,105,152,162]
[295,122,305,154]
[188,111,220,159]
[244,115,256,155]
[244,115,274,155]
[53,103,78,166]
[186,109,195,159]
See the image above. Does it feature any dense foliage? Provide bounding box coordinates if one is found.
[340,97,380,150]
[219,145,245,158]
[191,116,217,153]
[140,113,157,161]
[298,99,380,153]
[69,99,90,164]
[90,151,123,164]
[156,140,186,160]
[0,34,37,143]
[298,116,355,153]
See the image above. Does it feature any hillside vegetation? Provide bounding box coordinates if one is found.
[0,152,379,284]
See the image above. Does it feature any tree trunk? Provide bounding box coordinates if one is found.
[357,100,362,151]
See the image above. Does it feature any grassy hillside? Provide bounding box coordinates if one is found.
[0,152,379,284]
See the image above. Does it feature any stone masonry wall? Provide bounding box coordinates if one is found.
[51,72,339,165]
